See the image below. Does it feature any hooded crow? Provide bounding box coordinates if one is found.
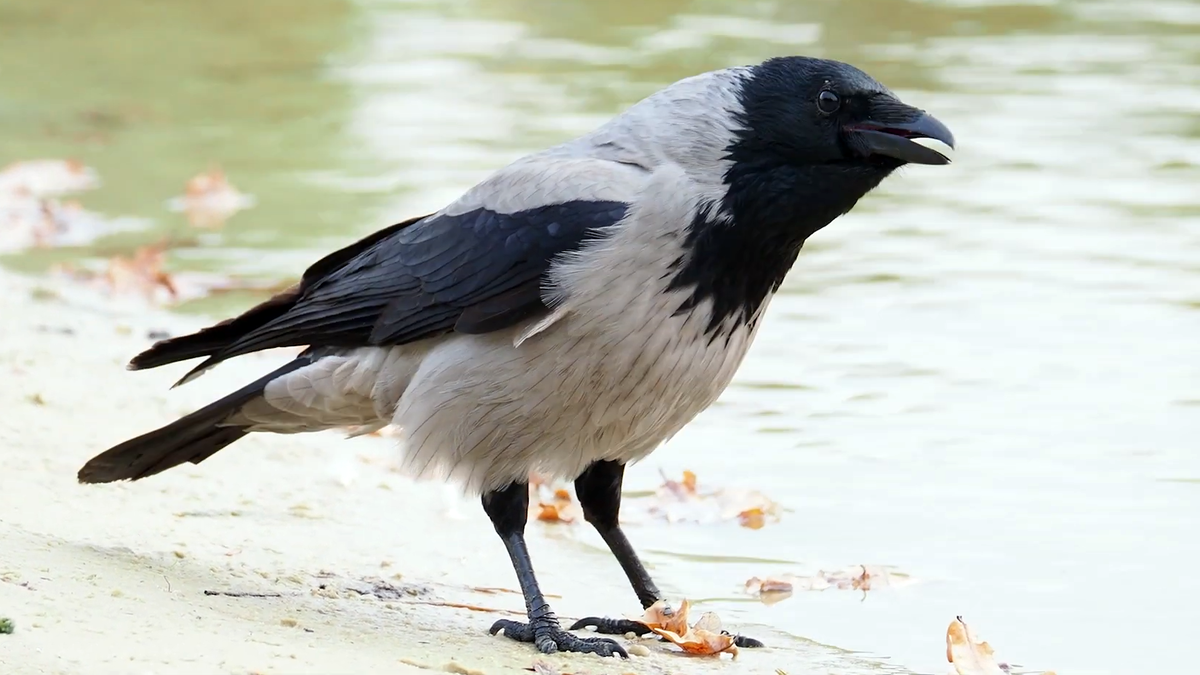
[78,55,954,657]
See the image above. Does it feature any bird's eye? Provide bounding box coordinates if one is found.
[817,90,840,114]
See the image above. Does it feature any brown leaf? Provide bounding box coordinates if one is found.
[536,502,573,523]
[946,616,1005,675]
[737,507,767,529]
[169,167,255,228]
[0,159,99,196]
[744,576,795,605]
[642,470,781,527]
[528,478,580,524]
[640,599,690,635]
[639,600,738,657]
[649,626,738,658]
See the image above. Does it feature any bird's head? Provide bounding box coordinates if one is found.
[721,56,955,231]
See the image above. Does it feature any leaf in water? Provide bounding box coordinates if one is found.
[50,240,274,306]
[167,167,256,228]
[0,159,99,196]
[527,477,581,524]
[744,576,795,605]
[946,616,1004,675]
[745,565,906,603]
[737,507,768,529]
[641,470,781,527]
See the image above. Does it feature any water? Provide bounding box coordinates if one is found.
[3,0,1198,673]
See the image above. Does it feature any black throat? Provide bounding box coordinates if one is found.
[667,160,893,336]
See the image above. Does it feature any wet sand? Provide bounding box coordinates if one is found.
[0,270,820,675]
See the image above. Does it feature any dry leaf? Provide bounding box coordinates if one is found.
[0,159,99,196]
[744,576,795,594]
[528,478,581,524]
[946,616,1005,675]
[640,599,690,635]
[640,600,738,658]
[737,507,768,529]
[744,565,906,603]
[168,167,255,228]
[642,470,781,528]
[745,575,795,605]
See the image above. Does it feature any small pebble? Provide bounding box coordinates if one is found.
[627,644,651,657]
[173,550,186,559]
[110,589,123,597]
[280,617,298,628]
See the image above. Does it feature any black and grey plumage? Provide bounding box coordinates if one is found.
[78,56,954,657]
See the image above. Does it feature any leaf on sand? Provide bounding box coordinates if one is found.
[527,660,569,675]
[641,470,781,528]
[640,599,690,635]
[167,167,255,228]
[640,599,738,658]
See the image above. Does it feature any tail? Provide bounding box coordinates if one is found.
[77,357,313,484]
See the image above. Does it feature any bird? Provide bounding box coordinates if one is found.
[77,55,954,658]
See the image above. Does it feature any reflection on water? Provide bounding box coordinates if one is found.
[3,0,1198,672]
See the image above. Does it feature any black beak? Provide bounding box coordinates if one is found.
[845,110,955,165]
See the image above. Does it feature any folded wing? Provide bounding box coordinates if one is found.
[131,159,643,385]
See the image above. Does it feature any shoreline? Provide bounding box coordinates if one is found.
[0,268,807,675]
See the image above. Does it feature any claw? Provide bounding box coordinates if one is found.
[491,618,628,658]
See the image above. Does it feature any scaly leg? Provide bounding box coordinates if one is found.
[567,461,764,648]
[483,480,627,657]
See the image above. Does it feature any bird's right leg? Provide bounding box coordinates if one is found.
[567,460,765,648]
[482,480,627,657]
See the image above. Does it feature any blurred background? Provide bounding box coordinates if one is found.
[2,0,1197,673]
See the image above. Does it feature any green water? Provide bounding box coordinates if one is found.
[3,1,1199,673]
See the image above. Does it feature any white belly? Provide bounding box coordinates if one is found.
[390,289,764,495]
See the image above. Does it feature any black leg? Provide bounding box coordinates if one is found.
[482,480,627,658]
[568,461,764,649]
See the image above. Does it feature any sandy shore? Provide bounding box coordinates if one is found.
[0,271,805,675]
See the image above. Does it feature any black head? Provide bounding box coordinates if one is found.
[729,56,954,177]
[670,56,954,336]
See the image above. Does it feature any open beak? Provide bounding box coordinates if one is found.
[846,111,955,165]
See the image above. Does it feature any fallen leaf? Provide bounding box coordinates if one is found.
[744,565,907,603]
[0,159,99,196]
[650,626,738,658]
[737,507,767,529]
[641,470,781,527]
[527,660,565,675]
[639,599,738,657]
[946,616,1005,675]
[167,167,255,228]
[536,502,572,523]
[640,599,690,636]
[528,478,581,524]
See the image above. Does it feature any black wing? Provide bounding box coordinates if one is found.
[131,200,629,383]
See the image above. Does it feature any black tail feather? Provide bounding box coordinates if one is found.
[78,357,312,484]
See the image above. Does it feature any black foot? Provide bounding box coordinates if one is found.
[569,616,653,636]
[570,616,767,649]
[490,619,628,658]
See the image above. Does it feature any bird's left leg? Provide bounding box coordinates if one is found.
[567,460,764,648]
[483,480,627,657]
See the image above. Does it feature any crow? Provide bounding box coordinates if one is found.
[78,55,954,657]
